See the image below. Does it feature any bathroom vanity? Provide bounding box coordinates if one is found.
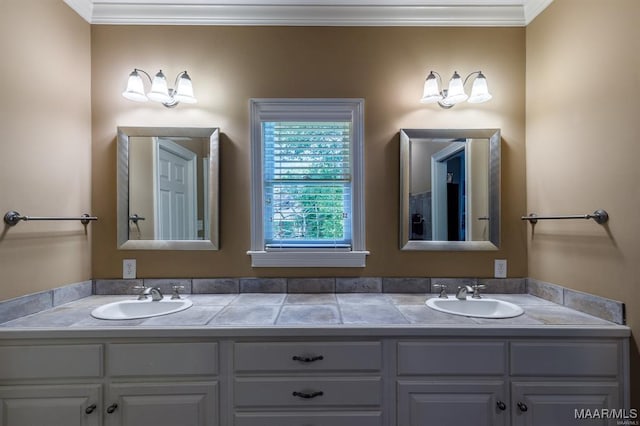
[0,293,630,426]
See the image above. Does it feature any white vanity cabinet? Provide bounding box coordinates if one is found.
[0,330,629,426]
[397,340,509,426]
[0,341,219,426]
[232,341,384,426]
[104,342,219,426]
[0,384,102,426]
[0,344,103,426]
[509,340,624,426]
[395,338,628,426]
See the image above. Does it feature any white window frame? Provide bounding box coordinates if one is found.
[248,98,368,267]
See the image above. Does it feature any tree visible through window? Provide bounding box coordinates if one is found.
[263,121,352,248]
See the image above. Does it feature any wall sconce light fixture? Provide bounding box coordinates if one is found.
[122,68,197,108]
[420,70,492,109]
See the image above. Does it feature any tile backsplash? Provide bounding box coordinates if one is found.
[0,277,625,325]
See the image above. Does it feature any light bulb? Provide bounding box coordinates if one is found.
[420,71,443,104]
[147,70,172,103]
[122,69,148,102]
[174,71,197,104]
[468,72,492,103]
[443,71,468,105]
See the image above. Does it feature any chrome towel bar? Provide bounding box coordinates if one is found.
[3,210,98,227]
[521,209,609,225]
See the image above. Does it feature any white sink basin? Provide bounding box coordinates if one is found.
[91,298,193,320]
[426,297,524,319]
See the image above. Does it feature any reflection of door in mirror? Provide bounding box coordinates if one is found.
[430,141,466,241]
[156,138,197,240]
[128,136,206,241]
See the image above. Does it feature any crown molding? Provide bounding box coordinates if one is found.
[524,0,553,24]
[63,0,93,23]
[64,0,553,27]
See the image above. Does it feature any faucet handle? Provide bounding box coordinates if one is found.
[471,284,487,299]
[432,284,448,298]
[171,285,185,300]
[133,284,148,300]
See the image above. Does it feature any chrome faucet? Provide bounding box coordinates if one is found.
[456,284,486,300]
[455,285,473,300]
[142,286,164,301]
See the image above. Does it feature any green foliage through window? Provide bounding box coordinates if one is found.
[263,121,352,247]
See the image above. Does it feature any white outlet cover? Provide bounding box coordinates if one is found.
[123,259,136,279]
[494,259,507,278]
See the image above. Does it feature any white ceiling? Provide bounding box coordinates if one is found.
[63,0,553,26]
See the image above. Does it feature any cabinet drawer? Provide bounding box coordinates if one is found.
[510,341,620,377]
[0,345,102,380]
[234,411,382,426]
[397,341,505,376]
[234,377,381,408]
[234,341,381,372]
[107,342,217,377]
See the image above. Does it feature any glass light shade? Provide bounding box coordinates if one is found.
[443,71,468,105]
[122,70,148,102]
[147,70,172,103]
[468,72,492,103]
[173,72,197,104]
[420,72,443,104]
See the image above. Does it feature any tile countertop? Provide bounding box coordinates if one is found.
[0,293,630,339]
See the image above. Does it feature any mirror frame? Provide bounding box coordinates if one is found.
[399,128,501,251]
[117,126,220,250]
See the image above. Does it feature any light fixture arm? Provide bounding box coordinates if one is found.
[463,71,483,85]
[172,71,189,89]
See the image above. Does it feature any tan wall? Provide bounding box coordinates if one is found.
[91,25,526,279]
[526,0,640,405]
[0,0,92,300]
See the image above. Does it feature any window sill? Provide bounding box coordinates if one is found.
[247,250,369,268]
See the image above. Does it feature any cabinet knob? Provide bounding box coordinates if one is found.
[85,404,97,414]
[106,403,119,414]
[496,400,506,411]
[292,391,324,399]
[517,402,528,412]
[292,355,324,363]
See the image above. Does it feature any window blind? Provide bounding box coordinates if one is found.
[263,121,352,249]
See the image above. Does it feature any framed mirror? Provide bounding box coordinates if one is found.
[117,126,219,250]
[400,129,500,251]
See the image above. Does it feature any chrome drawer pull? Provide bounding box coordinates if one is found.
[292,355,324,363]
[292,391,324,399]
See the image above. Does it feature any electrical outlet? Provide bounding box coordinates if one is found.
[494,259,507,278]
[123,259,136,279]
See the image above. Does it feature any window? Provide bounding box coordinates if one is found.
[248,99,367,267]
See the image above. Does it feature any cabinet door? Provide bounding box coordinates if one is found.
[511,381,620,426]
[0,384,101,426]
[398,380,507,426]
[105,382,218,426]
